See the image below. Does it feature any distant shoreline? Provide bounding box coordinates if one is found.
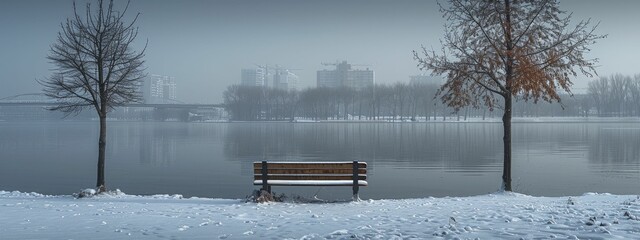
[1,117,639,124]
[224,116,640,124]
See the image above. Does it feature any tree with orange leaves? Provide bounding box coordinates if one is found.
[414,0,605,191]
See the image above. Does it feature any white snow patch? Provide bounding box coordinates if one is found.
[1,190,640,239]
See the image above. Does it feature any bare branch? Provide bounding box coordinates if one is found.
[40,0,146,116]
[414,0,604,110]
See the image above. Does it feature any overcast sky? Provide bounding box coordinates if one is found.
[1,0,639,103]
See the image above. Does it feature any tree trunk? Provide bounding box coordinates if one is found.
[464,108,468,121]
[358,100,362,120]
[502,96,512,191]
[97,114,107,192]
[502,0,514,192]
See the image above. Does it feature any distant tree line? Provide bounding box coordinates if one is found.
[222,83,626,121]
[587,74,640,117]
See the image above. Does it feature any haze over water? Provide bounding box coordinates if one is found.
[1,121,638,199]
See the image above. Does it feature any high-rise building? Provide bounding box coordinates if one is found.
[241,68,266,87]
[317,61,374,90]
[241,66,299,90]
[317,70,338,88]
[143,74,176,104]
[273,69,298,91]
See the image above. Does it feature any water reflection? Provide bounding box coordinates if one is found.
[223,123,503,167]
[106,122,239,197]
[222,123,508,198]
[1,121,638,199]
[589,127,640,164]
[588,127,640,189]
[222,122,640,197]
[138,126,180,165]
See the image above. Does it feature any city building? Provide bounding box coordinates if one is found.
[273,69,298,91]
[241,66,299,90]
[241,68,266,87]
[317,61,374,90]
[143,74,177,104]
[317,70,339,88]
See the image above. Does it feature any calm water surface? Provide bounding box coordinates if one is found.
[1,121,638,199]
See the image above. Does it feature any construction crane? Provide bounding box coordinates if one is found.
[255,64,301,74]
[254,64,301,72]
[253,64,302,88]
[321,60,371,69]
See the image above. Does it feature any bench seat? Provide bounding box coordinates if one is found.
[253,180,368,186]
[254,161,368,200]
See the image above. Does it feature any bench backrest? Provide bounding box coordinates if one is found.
[253,161,367,182]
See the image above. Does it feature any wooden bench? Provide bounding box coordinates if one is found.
[253,161,368,200]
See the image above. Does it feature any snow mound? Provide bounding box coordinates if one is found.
[0,190,55,198]
[3,191,640,239]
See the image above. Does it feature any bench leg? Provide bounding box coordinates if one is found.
[261,161,271,194]
[352,184,360,201]
[352,160,360,201]
[352,192,360,202]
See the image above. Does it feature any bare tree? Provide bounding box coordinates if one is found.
[588,77,609,116]
[39,0,146,192]
[609,74,630,117]
[588,74,640,117]
[631,75,640,116]
[414,0,604,191]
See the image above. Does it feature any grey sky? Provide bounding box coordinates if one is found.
[1,0,638,103]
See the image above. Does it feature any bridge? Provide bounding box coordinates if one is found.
[0,102,224,109]
[0,93,226,121]
[0,93,223,108]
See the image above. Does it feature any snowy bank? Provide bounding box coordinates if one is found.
[1,190,639,239]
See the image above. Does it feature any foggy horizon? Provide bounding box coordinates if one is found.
[2,2,640,238]
[2,0,640,104]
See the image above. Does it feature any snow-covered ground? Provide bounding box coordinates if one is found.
[1,190,639,239]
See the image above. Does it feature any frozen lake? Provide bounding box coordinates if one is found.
[1,121,638,199]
